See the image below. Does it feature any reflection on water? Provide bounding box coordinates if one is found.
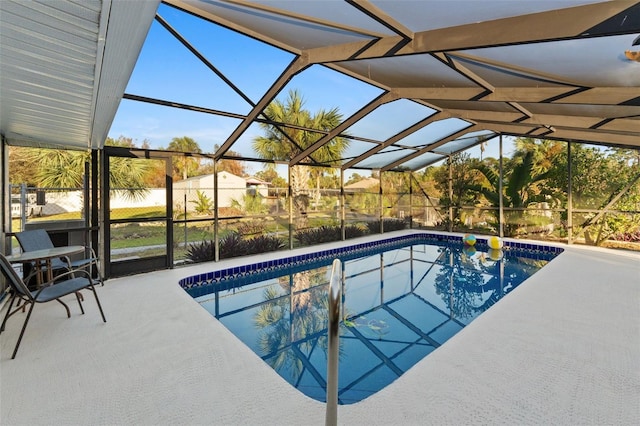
[197,243,551,404]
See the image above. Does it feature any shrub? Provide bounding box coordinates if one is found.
[345,224,368,239]
[296,226,341,245]
[219,232,247,259]
[366,218,407,233]
[611,230,640,242]
[190,190,214,215]
[186,240,215,263]
[245,235,285,255]
[295,224,369,245]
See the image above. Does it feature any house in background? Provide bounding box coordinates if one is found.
[173,171,270,212]
[344,177,380,192]
[11,172,271,219]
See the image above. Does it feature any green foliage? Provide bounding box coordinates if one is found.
[345,224,368,239]
[168,136,202,180]
[366,218,407,233]
[244,235,285,255]
[190,190,214,215]
[296,226,342,245]
[186,232,285,262]
[25,145,151,201]
[432,153,482,224]
[471,150,556,236]
[295,225,368,245]
[218,232,246,259]
[186,239,216,263]
[230,193,268,215]
[612,229,640,242]
[252,89,349,230]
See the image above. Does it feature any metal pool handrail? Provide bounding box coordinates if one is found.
[326,259,342,426]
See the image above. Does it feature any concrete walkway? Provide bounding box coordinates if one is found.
[1,233,639,425]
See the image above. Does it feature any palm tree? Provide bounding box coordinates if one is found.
[34,149,87,189]
[34,143,150,200]
[252,89,348,228]
[167,136,202,180]
[471,150,553,236]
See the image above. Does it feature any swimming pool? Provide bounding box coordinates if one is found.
[180,233,562,404]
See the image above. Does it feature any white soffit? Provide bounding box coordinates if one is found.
[0,0,159,150]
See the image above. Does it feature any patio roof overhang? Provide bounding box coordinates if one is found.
[1,0,639,170]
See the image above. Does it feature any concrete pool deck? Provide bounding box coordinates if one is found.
[1,231,639,425]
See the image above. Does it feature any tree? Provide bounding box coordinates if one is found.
[167,136,202,180]
[471,147,556,236]
[345,173,367,186]
[34,149,87,189]
[433,152,482,226]
[381,171,410,218]
[27,138,151,201]
[213,146,246,177]
[252,89,348,228]
[7,146,40,185]
[546,143,640,244]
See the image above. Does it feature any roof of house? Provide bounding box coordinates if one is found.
[345,177,380,190]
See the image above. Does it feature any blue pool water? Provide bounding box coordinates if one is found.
[180,234,562,404]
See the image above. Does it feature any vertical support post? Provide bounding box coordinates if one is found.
[101,152,111,278]
[213,161,220,261]
[20,183,27,231]
[183,192,188,251]
[567,141,573,244]
[83,162,91,260]
[166,156,174,268]
[498,135,504,238]
[90,150,100,271]
[326,258,342,426]
[340,169,345,241]
[448,156,453,232]
[288,165,294,250]
[379,171,384,233]
[407,171,413,229]
[1,135,8,256]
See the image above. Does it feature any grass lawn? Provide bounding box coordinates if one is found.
[15,208,290,250]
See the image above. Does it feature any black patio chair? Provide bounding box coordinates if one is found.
[15,229,103,286]
[0,253,106,359]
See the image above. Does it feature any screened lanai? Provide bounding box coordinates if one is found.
[1,0,640,279]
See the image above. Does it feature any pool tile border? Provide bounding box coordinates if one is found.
[179,233,563,297]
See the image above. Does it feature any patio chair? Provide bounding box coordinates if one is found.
[0,253,107,359]
[15,229,103,286]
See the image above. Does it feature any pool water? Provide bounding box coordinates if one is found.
[192,240,558,404]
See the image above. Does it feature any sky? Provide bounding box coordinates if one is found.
[107,2,514,175]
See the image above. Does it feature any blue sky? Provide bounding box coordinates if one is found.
[107,3,513,172]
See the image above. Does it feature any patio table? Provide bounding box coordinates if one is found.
[5,245,86,287]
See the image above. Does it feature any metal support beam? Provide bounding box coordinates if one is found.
[380,125,478,172]
[342,112,447,170]
[290,92,397,166]
[498,135,504,237]
[215,56,310,160]
[567,141,573,244]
